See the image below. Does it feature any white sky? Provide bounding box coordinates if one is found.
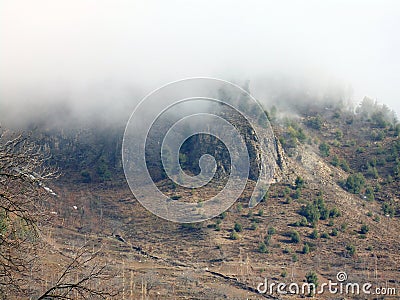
[1,0,400,117]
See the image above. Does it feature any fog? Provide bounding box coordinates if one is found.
[1,0,400,126]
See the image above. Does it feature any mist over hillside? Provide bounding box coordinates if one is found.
[1,1,400,299]
[0,76,389,130]
[1,1,400,127]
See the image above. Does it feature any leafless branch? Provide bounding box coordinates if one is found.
[37,245,118,300]
[1,130,116,299]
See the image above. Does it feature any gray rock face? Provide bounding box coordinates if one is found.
[31,114,287,186]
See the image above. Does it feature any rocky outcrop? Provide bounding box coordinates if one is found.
[30,114,289,186]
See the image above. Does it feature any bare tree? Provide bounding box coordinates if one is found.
[0,130,116,299]
[0,131,54,297]
[37,245,117,299]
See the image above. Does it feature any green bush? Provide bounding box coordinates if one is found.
[297,128,307,143]
[293,189,302,199]
[258,242,268,253]
[386,175,394,184]
[340,159,350,172]
[335,130,343,140]
[250,222,258,230]
[331,155,339,167]
[344,173,366,194]
[234,222,243,232]
[371,130,385,141]
[289,230,300,243]
[365,186,375,201]
[302,243,310,254]
[283,186,291,197]
[333,139,341,147]
[96,157,111,181]
[395,124,400,137]
[320,232,330,239]
[80,170,92,183]
[295,176,305,189]
[264,234,272,245]
[300,203,320,224]
[371,111,388,128]
[346,244,356,257]
[360,224,369,234]
[310,229,318,239]
[366,165,379,179]
[260,190,269,202]
[299,217,308,227]
[318,200,328,215]
[267,226,276,235]
[319,142,331,157]
[382,202,395,217]
[329,207,341,218]
[369,158,377,167]
[305,271,318,294]
[307,115,323,130]
[376,157,386,166]
[229,231,239,240]
[356,147,365,154]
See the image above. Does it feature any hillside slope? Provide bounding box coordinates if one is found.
[11,99,400,299]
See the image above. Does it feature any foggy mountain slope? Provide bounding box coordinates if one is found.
[2,1,400,298]
[6,96,398,299]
